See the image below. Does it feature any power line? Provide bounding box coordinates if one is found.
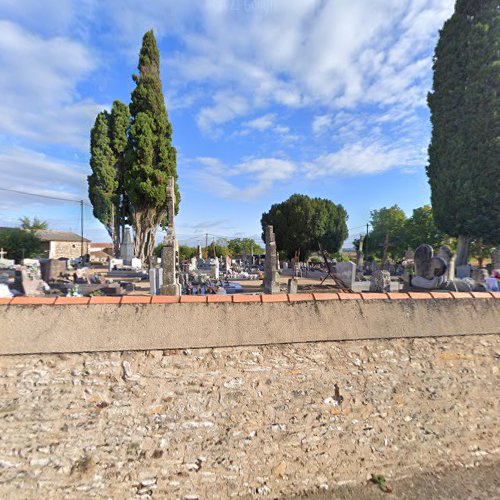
[0,186,92,206]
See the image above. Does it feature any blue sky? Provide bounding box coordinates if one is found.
[0,0,455,247]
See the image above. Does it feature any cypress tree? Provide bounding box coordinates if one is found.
[124,30,179,263]
[427,0,500,265]
[88,101,129,255]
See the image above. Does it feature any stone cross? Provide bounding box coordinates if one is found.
[160,177,181,296]
[0,248,7,259]
[264,225,280,294]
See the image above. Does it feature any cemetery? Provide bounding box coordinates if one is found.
[1,2,499,498]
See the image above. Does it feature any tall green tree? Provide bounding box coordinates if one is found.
[88,100,129,255]
[403,205,447,251]
[0,228,42,262]
[261,194,348,259]
[427,0,500,266]
[226,238,264,256]
[19,216,48,232]
[368,205,406,262]
[124,30,179,263]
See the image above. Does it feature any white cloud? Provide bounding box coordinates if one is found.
[193,156,296,200]
[0,21,100,149]
[304,139,424,178]
[243,114,276,131]
[312,114,333,135]
[109,0,453,130]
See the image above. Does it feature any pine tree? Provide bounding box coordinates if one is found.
[88,101,129,254]
[124,30,179,263]
[427,0,500,265]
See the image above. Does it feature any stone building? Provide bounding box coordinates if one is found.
[35,230,90,260]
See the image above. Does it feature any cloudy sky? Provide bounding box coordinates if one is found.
[0,0,455,246]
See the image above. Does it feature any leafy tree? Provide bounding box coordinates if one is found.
[0,228,42,262]
[427,0,500,266]
[261,194,348,259]
[19,216,48,232]
[124,30,179,264]
[88,101,129,255]
[368,205,406,262]
[226,238,264,256]
[403,205,447,251]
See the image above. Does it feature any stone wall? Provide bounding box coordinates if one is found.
[1,292,499,355]
[0,334,498,498]
[49,241,90,260]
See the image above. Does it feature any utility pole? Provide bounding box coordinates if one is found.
[80,200,84,261]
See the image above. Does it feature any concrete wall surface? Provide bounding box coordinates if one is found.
[0,292,499,354]
[0,335,498,498]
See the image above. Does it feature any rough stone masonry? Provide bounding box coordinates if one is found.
[0,335,498,498]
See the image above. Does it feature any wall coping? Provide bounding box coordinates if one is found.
[0,291,498,306]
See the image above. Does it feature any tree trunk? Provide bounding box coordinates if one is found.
[456,234,470,267]
[131,208,165,266]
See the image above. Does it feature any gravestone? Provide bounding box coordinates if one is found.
[120,228,134,266]
[369,270,390,293]
[471,268,488,285]
[491,248,500,269]
[457,264,472,279]
[335,261,356,289]
[264,225,280,294]
[211,258,220,279]
[131,257,142,270]
[0,248,15,268]
[189,257,197,271]
[40,259,67,282]
[160,177,181,296]
[108,258,124,271]
[355,236,364,279]
[20,268,46,296]
[411,244,447,289]
[437,245,456,280]
[287,277,298,294]
[149,267,163,295]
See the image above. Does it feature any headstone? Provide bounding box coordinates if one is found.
[491,248,500,269]
[20,268,47,296]
[120,228,134,266]
[471,268,488,285]
[242,247,248,271]
[210,258,220,279]
[355,235,364,278]
[0,248,15,268]
[131,257,142,270]
[160,177,181,296]
[456,264,472,279]
[225,255,232,272]
[414,244,447,280]
[335,261,356,289]
[369,270,390,293]
[189,257,197,271]
[22,258,40,267]
[197,245,202,260]
[287,278,298,294]
[149,267,163,295]
[264,225,280,294]
[40,259,67,282]
[437,245,456,280]
[108,258,124,272]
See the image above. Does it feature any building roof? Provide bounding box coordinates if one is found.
[34,230,91,243]
[90,242,113,248]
